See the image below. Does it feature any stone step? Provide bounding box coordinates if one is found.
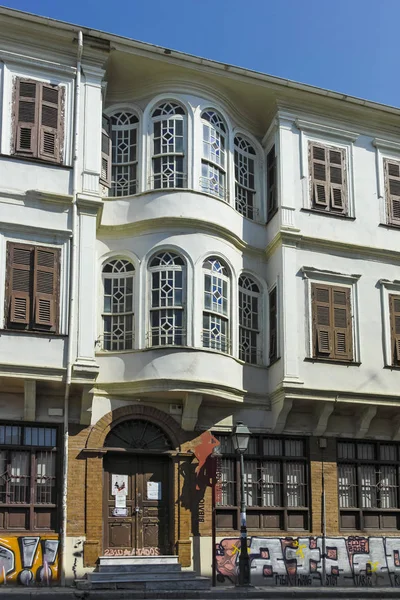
[87,576,210,591]
[99,554,178,566]
[89,570,194,582]
[99,562,182,573]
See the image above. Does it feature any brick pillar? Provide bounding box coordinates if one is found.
[310,437,339,536]
[174,453,193,567]
[84,454,104,566]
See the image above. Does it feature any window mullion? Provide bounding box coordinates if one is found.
[30,451,35,530]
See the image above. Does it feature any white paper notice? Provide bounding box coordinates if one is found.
[147,481,162,500]
[115,493,127,508]
[112,474,128,496]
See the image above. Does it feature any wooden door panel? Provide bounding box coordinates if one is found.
[109,522,131,548]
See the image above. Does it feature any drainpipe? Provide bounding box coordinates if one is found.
[61,29,83,587]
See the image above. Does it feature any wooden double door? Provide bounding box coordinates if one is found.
[103,454,170,555]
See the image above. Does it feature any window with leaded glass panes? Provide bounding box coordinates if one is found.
[338,440,400,530]
[214,435,309,531]
[0,424,59,531]
[151,102,186,189]
[110,112,139,196]
[234,136,257,219]
[102,259,135,351]
[200,110,226,200]
[239,275,261,364]
[149,251,185,346]
[202,257,230,353]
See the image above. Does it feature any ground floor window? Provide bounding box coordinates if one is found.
[214,434,309,531]
[0,424,59,531]
[338,440,400,530]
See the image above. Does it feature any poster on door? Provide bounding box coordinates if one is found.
[147,481,162,500]
[112,474,128,495]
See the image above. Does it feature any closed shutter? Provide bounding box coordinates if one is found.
[389,294,400,365]
[267,145,277,220]
[38,84,61,162]
[101,114,111,187]
[33,247,59,330]
[384,160,400,226]
[269,287,277,361]
[7,243,33,326]
[14,79,38,156]
[332,286,352,360]
[329,148,346,212]
[312,283,332,356]
[310,144,329,208]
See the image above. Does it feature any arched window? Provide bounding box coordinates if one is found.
[102,259,134,351]
[234,136,257,219]
[239,275,261,364]
[105,419,172,450]
[151,102,185,189]
[202,257,230,352]
[149,251,185,346]
[200,110,226,200]
[110,112,139,196]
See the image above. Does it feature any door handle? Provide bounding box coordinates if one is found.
[135,506,141,514]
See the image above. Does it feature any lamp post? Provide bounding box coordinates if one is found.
[231,421,251,586]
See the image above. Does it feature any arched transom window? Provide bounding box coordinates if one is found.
[239,275,261,364]
[110,112,139,197]
[149,251,185,346]
[202,257,230,353]
[105,419,172,450]
[151,102,185,189]
[234,136,257,220]
[102,259,134,351]
[200,110,226,200]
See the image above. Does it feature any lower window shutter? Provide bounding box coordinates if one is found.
[332,287,352,360]
[385,160,400,226]
[389,294,400,365]
[33,247,59,330]
[312,283,332,357]
[38,84,61,162]
[14,79,38,157]
[101,114,112,187]
[8,243,33,326]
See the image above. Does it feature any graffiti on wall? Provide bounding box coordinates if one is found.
[0,536,59,585]
[216,536,400,587]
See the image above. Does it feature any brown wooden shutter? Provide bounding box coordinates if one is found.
[33,247,59,331]
[101,114,112,187]
[332,286,352,360]
[310,144,329,208]
[389,294,400,365]
[269,287,277,361]
[329,148,346,212]
[14,79,38,157]
[7,243,33,326]
[312,283,332,356]
[385,159,400,226]
[267,145,277,220]
[38,83,61,162]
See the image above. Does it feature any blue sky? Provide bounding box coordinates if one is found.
[1,0,398,107]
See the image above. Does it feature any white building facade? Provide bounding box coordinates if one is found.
[0,7,400,589]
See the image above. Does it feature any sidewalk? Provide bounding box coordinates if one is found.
[1,587,400,599]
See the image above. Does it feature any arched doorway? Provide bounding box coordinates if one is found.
[102,419,173,556]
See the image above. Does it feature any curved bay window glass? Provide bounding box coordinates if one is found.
[110,112,139,196]
[201,110,226,200]
[105,419,172,451]
[234,136,256,219]
[202,257,230,353]
[239,275,260,364]
[149,251,185,346]
[102,259,135,351]
[151,102,185,189]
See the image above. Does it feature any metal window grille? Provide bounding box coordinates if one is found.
[234,136,256,219]
[151,103,185,190]
[239,275,261,364]
[102,259,135,351]
[201,110,226,200]
[202,257,230,354]
[111,112,139,196]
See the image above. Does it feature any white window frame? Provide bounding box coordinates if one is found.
[296,120,358,218]
[379,278,400,367]
[301,266,361,362]
[101,258,135,351]
[148,251,186,347]
[202,256,230,353]
[373,138,400,227]
[238,274,262,364]
[109,110,140,197]
[234,135,258,221]
[200,109,227,201]
[150,101,186,190]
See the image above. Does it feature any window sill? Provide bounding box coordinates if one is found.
[383,364,400,371]
[379,222,400,231]
[301,208,355,221]
[0,329,66,338]
[304,357,360,366]
[0,153,72,170]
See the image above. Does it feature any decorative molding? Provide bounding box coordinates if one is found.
[0,48,77,75]
[373,138,400,153]
[313,401,334,436]
[379,278,400,292]
[295,119,359,142]
[301,266,361,283]
[0,220,72,238]
[355,405,377,439]
[82,171,100,195]
[270,392,293,433]
[181,393,202,431]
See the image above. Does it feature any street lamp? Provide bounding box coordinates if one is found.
[231,421,251,586]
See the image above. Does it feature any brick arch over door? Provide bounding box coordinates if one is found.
[83,404,185,567]
[86,404,184,450]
